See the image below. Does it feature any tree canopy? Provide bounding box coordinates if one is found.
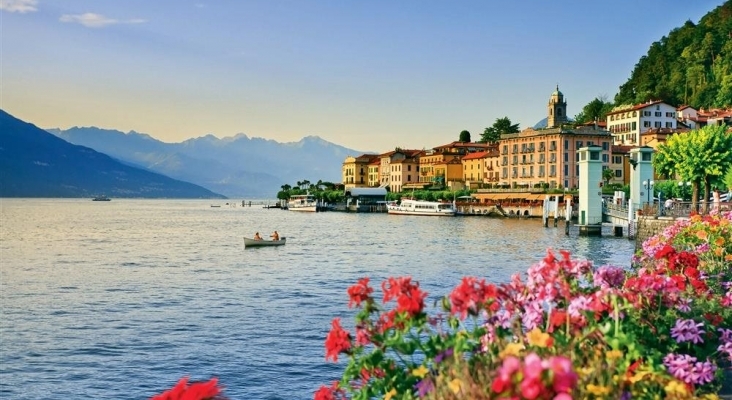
[459,130,471,142]
[653,124,732,211]
[614,2,732,109]
[481,117,520,143]
[574,97,614,125]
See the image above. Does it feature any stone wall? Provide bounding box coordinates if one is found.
[634,216,677,251]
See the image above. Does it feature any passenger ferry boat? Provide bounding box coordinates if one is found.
[287,194,318,212]
[386,198,457,216]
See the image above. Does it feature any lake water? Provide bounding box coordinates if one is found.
[0,199,635,399]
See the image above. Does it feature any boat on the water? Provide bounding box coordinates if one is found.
[243,237,286,247]
[287,194,317,212]
[92,195,111,201]
[386,198,456,216]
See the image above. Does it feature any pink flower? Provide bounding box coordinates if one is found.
[670,318,705,344]
[547,356,577,393]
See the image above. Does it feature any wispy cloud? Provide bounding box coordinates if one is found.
[59,12,146,28]
[0,0,38,13]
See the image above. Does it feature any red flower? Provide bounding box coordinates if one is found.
[704,312,722,326]
[449,277,498,319]
[313,386,335,400]
[325,318,352,362]
[548,309,567,332]
[150,377,224,400]
[381,277,428,316]
[654,244,676,260]
[347,277,374,308]
[313,381,344,400]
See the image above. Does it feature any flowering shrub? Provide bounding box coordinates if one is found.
[315,211,732,399]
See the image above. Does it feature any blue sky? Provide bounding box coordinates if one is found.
[0,0,724,152]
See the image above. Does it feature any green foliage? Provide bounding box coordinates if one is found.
[724,166,732,190]
[654,125,732,209]
[602,168,615,185]
[458,130,471,143]
[614,2,732,109]
[276,180,343,202]
[481,117,520,143]
[574,97,615,124]
[386,189,472,202]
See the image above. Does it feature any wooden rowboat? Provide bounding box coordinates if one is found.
[243,237,286,248]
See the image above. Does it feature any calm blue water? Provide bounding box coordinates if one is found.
[0,199,635,399]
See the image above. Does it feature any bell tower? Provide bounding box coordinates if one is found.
[547,85,567,128]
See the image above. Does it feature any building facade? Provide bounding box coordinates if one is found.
[605,100,677,145]
[342,154,378,189]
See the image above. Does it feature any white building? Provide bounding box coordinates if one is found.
[605,100,677,146]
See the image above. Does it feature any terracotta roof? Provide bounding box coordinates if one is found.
[461,151,489,160]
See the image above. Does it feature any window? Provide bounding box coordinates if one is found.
[564,165,569,176]
[602,154,609,162]
[615,169,622,177]
[512,144,518,153]
[665,122,673,128]
[577,140,583,149]
[602,142,609,151]
[408,165,411,171]
[655,112,662,117]
[564,153,568,162]
[632,122,637,131]
[644,121,651,127]
[655,121,661,128]
[564,140,569,148]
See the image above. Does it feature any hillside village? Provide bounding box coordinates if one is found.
[341,86,732,199]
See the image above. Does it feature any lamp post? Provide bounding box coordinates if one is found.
[643,179,654,207]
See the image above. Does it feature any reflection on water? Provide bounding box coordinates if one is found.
[0,199,635,399]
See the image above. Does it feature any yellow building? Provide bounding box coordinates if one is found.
[461,149,501,189]
[367,158,380,187]
[342,154,378,189]
[419,141,494,187]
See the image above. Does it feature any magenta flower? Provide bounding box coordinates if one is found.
[592,265,626,289]
[663,353,717,385]
[675,298,692,313]
[670,318,705,344]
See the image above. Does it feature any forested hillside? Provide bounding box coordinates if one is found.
[614,1,731,109]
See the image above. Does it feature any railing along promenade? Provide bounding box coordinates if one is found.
[604,201,730,221]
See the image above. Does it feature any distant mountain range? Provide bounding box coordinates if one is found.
[0,110,225,199]
[47,126,368,198]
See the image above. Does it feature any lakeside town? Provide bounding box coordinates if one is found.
[331,87,732,216]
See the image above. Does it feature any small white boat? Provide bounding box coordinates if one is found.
[287,194,317,212]
[243,237,286,248]
[387,198,457,216]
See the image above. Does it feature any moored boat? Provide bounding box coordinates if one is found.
[287,194,317,212]
[243,237,287,247]
[386,198,456,216]
[92,195,111,201]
